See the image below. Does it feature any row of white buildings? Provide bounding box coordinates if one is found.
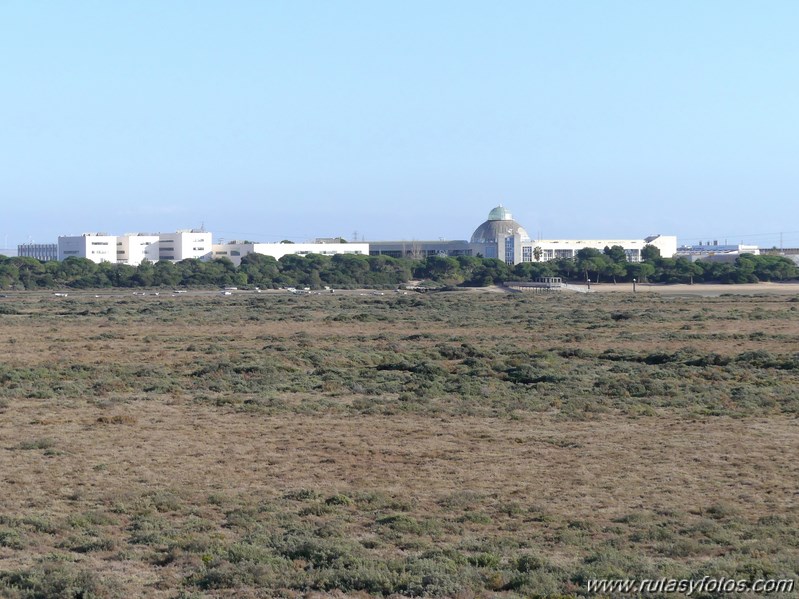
[51,231,197,265]
[57,230,215,265]
[18,231,369,267]
[17,206,686,268]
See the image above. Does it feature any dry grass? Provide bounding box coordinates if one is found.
[1,290,798,597]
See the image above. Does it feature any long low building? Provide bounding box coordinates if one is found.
[533,235,676,263]
[212,241,369,266]
[675,243,760,263]
[369,206,677,265]
[362,239,473,260]
[17,243,58,261]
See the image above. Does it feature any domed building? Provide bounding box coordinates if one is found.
[367,205,677,267]
[469,205,532,264]
[471,206,531,244]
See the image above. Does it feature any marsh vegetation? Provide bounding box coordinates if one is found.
[1,290,798,597]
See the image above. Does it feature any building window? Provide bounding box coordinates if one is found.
[522,247,532,262]
[504,236,515,265]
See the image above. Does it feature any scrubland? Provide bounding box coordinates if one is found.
[1,290,798,597]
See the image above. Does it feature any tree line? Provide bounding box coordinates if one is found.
[0,245,796,290]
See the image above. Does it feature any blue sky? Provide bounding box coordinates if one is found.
[2,1,798,252]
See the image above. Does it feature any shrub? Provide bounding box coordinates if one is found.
[0,562,119,598]
[0,528,24,549]
[16,438,56,451]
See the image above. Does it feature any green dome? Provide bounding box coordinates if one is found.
[487,205,512,221]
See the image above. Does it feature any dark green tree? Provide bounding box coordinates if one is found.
[748,254,798,281]
[576,248,611,283]
[134,260,155,287]
[415,256,462,284]
[626,262,655,283]
[641,244,661,262]
[239,253,280,288]
[512,261,557,281]
[461,259,511,286]
[153,260,181,287]
[674,257,703,284]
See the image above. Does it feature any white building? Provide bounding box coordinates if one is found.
[676,243,760,262]
[117,234,160,266]
[157,230,212,262]
[212,240,369,266]
[469,207,678,264]
[57,230,213,265]
[58,234,118,263]
[369,206,678,265]
[532,235,678,264]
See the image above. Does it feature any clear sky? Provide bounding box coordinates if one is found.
[2,0,798,252]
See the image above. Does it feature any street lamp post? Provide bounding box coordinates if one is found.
[587,278,591,291]
[632,278,637,293]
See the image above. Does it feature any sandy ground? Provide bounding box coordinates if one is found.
[2,282,799,300]
[3,404,798,522]
[581,282,799,296]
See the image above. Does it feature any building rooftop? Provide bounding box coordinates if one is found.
[471,205,531,243]
[487,205,513,221]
